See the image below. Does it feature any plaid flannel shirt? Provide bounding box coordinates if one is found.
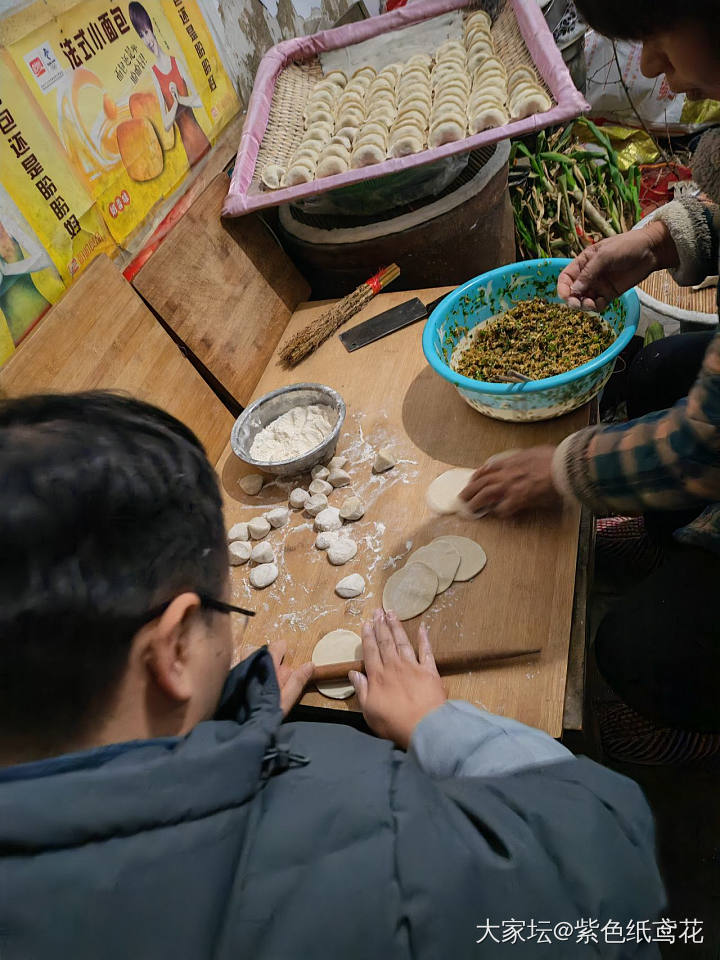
[552,196,720,555]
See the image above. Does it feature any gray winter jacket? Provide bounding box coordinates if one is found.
[0,649,664,959]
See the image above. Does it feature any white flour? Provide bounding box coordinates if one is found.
[250,404,337,462]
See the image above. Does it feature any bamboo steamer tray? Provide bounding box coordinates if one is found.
[223,0,589,218]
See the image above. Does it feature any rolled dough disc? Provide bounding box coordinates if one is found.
[312,628,363,699]
[426,468,484,517]
[432,535,487,581]
[405,542,461,593]
[382,562,439,621]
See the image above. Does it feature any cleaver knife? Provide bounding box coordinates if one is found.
[339,294,449,353]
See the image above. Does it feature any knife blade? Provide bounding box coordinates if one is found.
[339,293,451,353]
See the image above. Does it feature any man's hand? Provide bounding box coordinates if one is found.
[350,610,446,749]
[268,639,313,716]
[557,221,678,312]
[460,446,560,518]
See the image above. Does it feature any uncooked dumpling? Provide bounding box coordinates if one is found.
[282,165,313,187]
[405,541,461,593]
[429,120,465,147]
[321,143,352,161]
[261,163,285,189]
[466,9,492,30]
[312,629,362,699]
[317,155,348,177]
[510,89,552,119]
[351,143,386,167]
[354,132,387,152]
[390,135,424,157]
[324,70,347,87]
[432,535,487,581]
[470,106,508,133]
[382,562,438,621]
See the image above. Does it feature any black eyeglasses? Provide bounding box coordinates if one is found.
[140,594,255,626]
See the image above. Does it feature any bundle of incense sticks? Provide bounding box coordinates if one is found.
[279,263,400,367]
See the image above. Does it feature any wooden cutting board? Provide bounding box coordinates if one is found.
[216,286,590,736]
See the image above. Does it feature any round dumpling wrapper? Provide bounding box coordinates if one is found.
[350,142,386,167]
[382,562,438,621]
[429,119,465,147]
[469,105,508,133]
[316,154,349,178]
[260,163,285,189]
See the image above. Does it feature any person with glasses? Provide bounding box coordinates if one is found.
[0,391,663,959]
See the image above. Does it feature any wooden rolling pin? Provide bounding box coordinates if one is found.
[311,647,541,683]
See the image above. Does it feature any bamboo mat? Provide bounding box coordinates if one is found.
[639,270,717,316]
[252,0,552,190]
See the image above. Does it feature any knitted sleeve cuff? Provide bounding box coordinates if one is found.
[654,198,718,286]
[550,427,606,511]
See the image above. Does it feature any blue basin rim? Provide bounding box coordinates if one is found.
[422,258,640,396]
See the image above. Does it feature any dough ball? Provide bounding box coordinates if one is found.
[305,493,329,516]
[390,135,424,158]
[309,478,333,496]
[324,70,347,87]
[239,473,264,495]
[339,495,365,521]
[432,535,487,581]
[328,467,351,488]
[289,487,309,509]
[405,541,461,593]
[312,629,362,699]
[227,521,250,543]
[469,106,508,133]
[248,516,272,540]
[315,530,340,550]
[228,541,252,565]
[425,467,479,515]
[382,562,438,621]
[327,538,358,565]
[311,464,330,480]
[251,541,275,564]
[281,165,314,187]
[266,506,289,529]
[351,143,386,168]
[429,120,466,147]
[373,447,396,473]
[314,506,342,532]
[249,562,278,589]
[261,163,285,190]
[510,89,552,119]
[335,574,366,599]
[329,453,349,470]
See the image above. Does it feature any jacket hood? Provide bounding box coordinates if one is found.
[0,649,283,855]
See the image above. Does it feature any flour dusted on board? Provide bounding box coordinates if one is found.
[250,404,336,462]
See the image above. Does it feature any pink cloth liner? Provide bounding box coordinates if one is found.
[223,0,589,218]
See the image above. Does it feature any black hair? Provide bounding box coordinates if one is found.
[128,1,154,37]
[575,0,720,40]
[0,392,226,750]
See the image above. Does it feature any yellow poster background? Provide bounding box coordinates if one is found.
[6,0,238,246]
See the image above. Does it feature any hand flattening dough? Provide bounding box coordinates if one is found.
[426,468,481,516]
[312,629,362,699]
[383,562,439,621]
[405,542,461,593]
[432,535,487,581]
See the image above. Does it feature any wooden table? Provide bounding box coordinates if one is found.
[216,286,591,737]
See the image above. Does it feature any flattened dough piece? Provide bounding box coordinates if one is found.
[312,628,363,699]
[426,468,478,515]
[405,542,461,593]
[433,535,487,581]
[383,562,438,621]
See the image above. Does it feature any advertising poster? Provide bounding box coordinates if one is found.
[6,0,239,247]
